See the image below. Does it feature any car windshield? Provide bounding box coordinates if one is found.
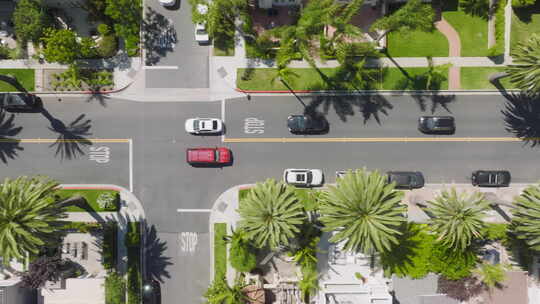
[295,173,305,182]
[306,172,312,184]
[193,120,199,131]
[213,121,218,129]
[296,117,306,129]
[197,29,207,35]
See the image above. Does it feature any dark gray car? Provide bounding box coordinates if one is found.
[0,93,41,112]
[418,116,455,134]
[287,115,328,134]
[471,170,511,187]
[386,171,425,189]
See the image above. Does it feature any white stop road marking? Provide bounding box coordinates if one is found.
[179,232,198,253]
[89,146,110,163]
[244,117,265,134]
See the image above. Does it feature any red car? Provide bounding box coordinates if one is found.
[186,147,231,165]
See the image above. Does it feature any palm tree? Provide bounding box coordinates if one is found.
[237,179,306,249]
[506,34,540,95]
[298,267,319,303]
[474,262,508,289]
[426,188,489,252]
[0,176,68,263]
[323,0,363,49]
[318,169,406,254]
[204,275,248,304]
[511,183,540,250]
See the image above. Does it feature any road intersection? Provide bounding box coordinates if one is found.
[1,93,539,304]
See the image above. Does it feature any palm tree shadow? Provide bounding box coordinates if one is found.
[0,75,28,93]
[379,223,420,276]
[500,92,540,147]
[143,223,172,283]
[40,109,93,160]
[85,92,110,107]
[0,109,23,164]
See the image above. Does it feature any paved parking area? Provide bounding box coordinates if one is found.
[144,0,210,88]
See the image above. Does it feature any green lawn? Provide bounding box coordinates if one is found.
[460,67,516,89]
[443,10,489,56]
[214,223,227,278]
[0,69,35,92]
[56,189,120,212]
[387,29,449,57]
[511,2,540,55]
[237,67,448,91]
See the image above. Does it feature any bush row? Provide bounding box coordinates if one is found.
[487,0,506,57]
[126,221,141,304]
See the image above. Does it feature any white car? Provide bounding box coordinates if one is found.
[158,0,176,7]
[195,23,209,43]
[185,118,223,134]
[283,169,324,187]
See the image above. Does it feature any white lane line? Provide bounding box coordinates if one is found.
[177,209,212,213]
[129,139,133,192]
[143,65,179,70]
[221,99,226,143]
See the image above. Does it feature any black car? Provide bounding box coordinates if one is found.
[418,116,455,134]
[471,170,511,187]
[386,171,425,189]
[0,93,41,112]
[287,115,328,134]
[143,280,161,304]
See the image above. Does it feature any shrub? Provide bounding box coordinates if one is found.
[20,255,65,289]
[105,271,126,304]
[482,223,508,241]
[127,263,141,304]
[0,45,10,59]
[97,34,118,58]
[98,23,111,36]
[487,0,506,57]
[228,230,257,273]
[512,0,535,7]
[97,192,117,210]
[79,37,98,58]
[381,223,478,280]
[102,222,118,270]
[125,222,141,248]
[13,0,47,43]
[430,243,478,280]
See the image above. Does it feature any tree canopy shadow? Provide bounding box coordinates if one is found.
[85,92,111,107]
[40,109,92,160]
[143,7,177,66]
[306,94,393,124]
[0,75,28,93]
[500,92,540,147]
[379,223,421,277]
[143,223,172,283]
[0,109,23,164]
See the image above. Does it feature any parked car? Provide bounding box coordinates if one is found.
[418,116,455,134]
[158,0,176,7]
[0,93,41,112]
[194,23,209,43]
[185,118,223,134]
[283,169,324,187]
[186,147,231,165]
[386,171,425,189]
[336,171,347,179]
[143,279,161,304]
[287,114,328,134]
[471,170,511,187]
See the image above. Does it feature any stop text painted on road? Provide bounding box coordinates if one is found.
[89,146,110,164]
[244,117,265,134]
[179,232,198,254]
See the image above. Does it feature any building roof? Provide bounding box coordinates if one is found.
[41,278,104,304]
[392,274,458,304]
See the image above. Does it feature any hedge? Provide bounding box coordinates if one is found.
[57,189,120,212]
[126,222,141,304]
[103,222,118,271]
[214,223,227,278]
[488,0,506,57]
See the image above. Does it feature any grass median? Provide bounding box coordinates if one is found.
[460,67,515,90]
[237,67,448,91]
[57,189,120,212]
[214,223,227,278]
[0,69,35,92]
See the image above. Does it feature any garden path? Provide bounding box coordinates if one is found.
[435,18,461,89]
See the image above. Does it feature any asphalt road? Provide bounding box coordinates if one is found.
[2,93,539,304]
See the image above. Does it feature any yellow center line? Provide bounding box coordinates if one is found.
[0,139,130,143]
[224,137,524,143]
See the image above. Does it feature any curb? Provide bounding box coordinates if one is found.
[235,88,522,95]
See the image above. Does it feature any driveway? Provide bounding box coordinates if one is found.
[144,0,210,88]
